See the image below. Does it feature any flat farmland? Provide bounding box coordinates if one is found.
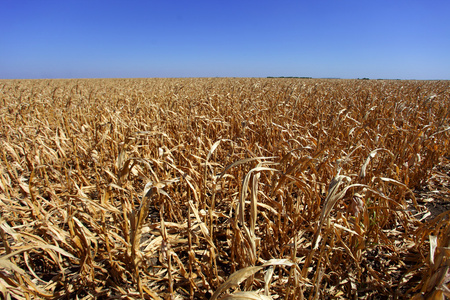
[0,78,449,299]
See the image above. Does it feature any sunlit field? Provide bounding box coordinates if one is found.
[0,78,449,299]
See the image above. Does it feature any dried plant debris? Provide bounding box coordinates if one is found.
[0,78,449,299]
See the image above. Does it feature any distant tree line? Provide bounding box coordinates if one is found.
[267,76,312,79]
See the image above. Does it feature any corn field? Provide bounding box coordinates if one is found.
[0,78,449,299]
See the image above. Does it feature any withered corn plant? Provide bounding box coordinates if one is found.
[0,78,449,299]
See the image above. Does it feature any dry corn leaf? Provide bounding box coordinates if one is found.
[211,266,263,300]
[220,291,273,300]
[430,235,438,265]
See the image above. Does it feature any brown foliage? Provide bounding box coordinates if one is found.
[0,78,449,299]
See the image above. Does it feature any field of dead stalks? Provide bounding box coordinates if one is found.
[0,78,449,299]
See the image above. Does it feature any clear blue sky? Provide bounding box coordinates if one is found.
[1,0,449,79]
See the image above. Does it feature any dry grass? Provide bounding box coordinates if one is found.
[0,78,449,299]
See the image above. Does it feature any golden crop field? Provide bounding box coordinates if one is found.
[0,78,449,299]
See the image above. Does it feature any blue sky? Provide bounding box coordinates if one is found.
[1,0,449,79]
